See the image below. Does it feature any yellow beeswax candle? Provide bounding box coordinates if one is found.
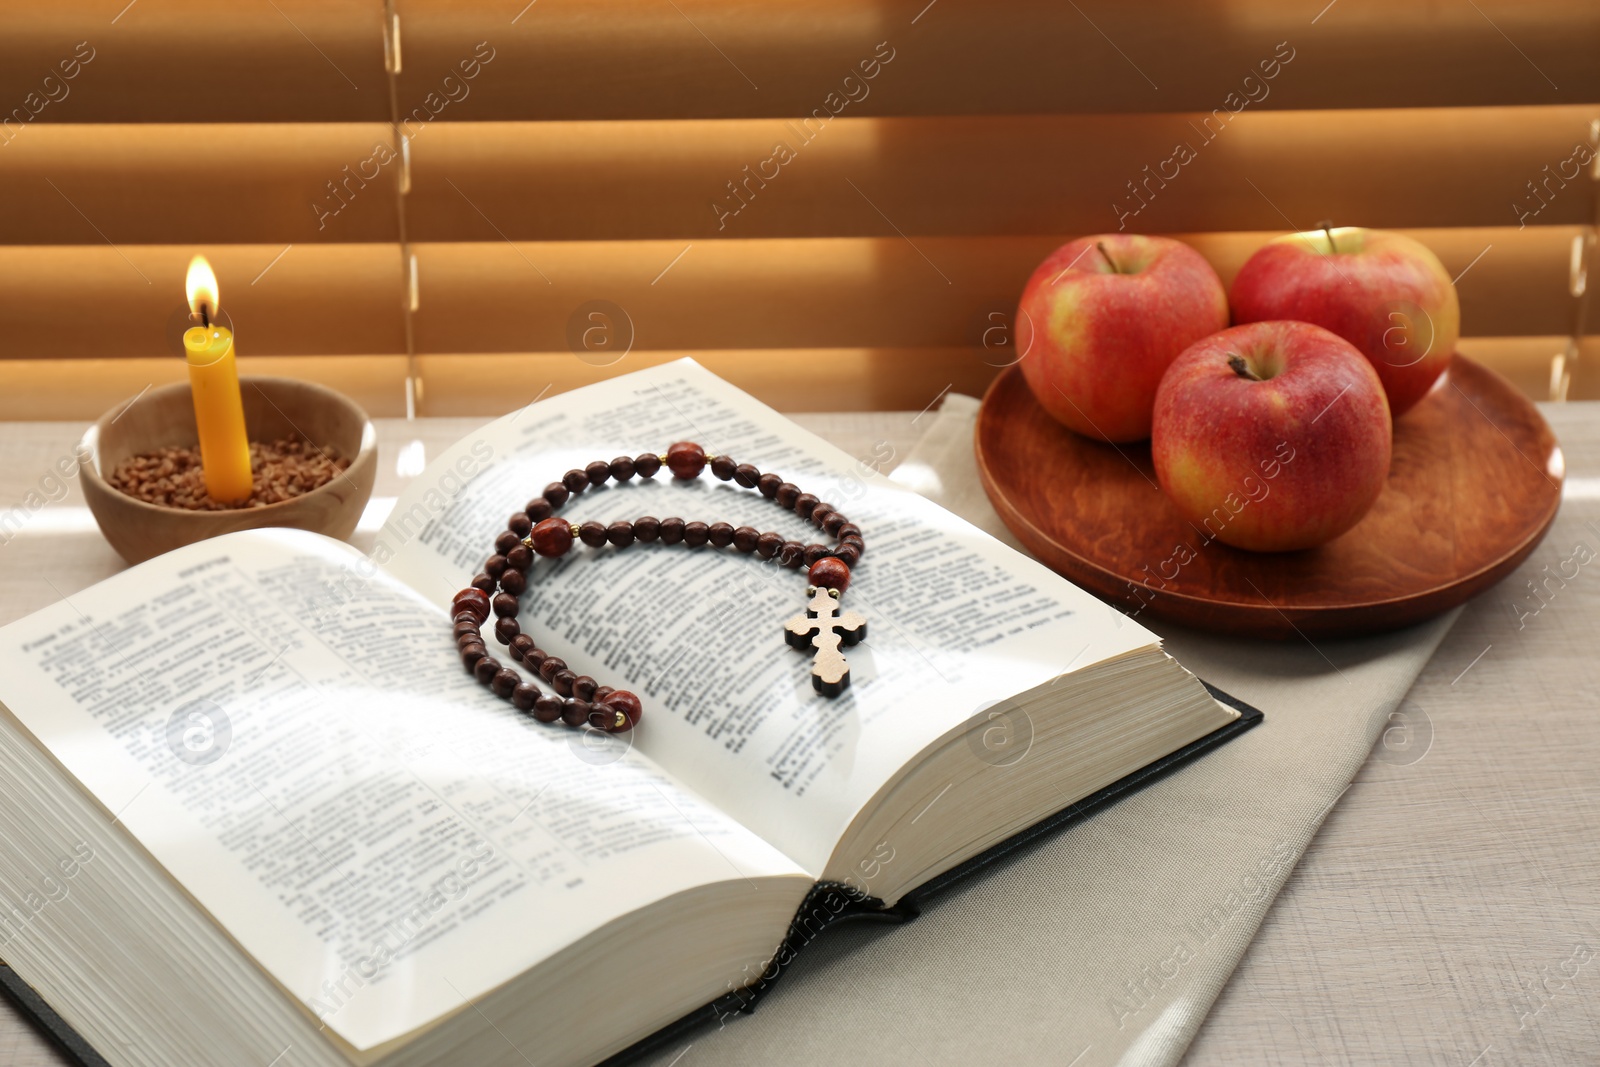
[182,256,253,503]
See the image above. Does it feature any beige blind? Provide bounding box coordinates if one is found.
[1,0,1596,419]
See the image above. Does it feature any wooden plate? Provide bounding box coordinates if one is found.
[975,356,1563,639]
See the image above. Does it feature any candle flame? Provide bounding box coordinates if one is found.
[186,255,219,321]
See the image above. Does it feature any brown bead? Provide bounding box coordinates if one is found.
[525,497,553,522]
[592,685,615,705]
[561,698,591,727]
[837,523,862,540]
[734,463,761,488]
[470,572,496,593]
[525,647,548,671]
[683,521,709,547]
[822,511,847,536]
[458,631,485,650]
[461,643,488,670]
[591,704,631,733]
[756,531,783,559]
[579,520,608,548]
[710,455,736,480]
[607,521,635,547]
[512,683,539,711]
[840,535,866,558]
[572,675,598,700]
[533,694,564,723]
[506,544,532,571]
[794,493,819,518]
[808,557,851,594]
[635,516,661,543]
[530,517,575,557]
[544,481,570,508]
[811,504,836,529]
[538,656,566,682]
[499,569,526,596]
[660,517,686,545]
[454,618,481,640]
[733,525,760,552]
[551,669,576,697]
[474,657,501,685]
[609,455,636,481]
[563,469,589,494]
[775,482,800,508]
[495,530,521,554]
[666,441,707,479]
[602,689,643,727]
[585,460,611,486]
[707,522,734,547]
[757,472,782,498]
[452,588,491,624]
[508,512,533,537]
[492,592,519,617]
[834,544,861,566]
[778,540,806,568]
[635,452,662,478]
[494,616,521,644]
[491,668,520,698]
[511,633,535,661]
[803,543,830,566]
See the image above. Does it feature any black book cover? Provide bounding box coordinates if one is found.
[0,684,1262,1067]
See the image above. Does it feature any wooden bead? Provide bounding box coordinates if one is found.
[610,455,636,481]
[458,631,485,650]
[803,543,831,566]
[551,669,577,697]
[707,522,735,547]
[512,683,539,711]
[563,469,589,494]
[573,675,598,700]
[525,647,548,670]
[579,520,608,548]
[604,520,634,547]
[491,668,520,698]
[585,460,612,486]
[710,455,736,480]
[561,698,591,727]
[495,530,521,554]
[593,705,631,733]
[452,588,491,623]
[684,521,710,547]
[823,511,847,536]
[634,452,662,478]
[840,535,866,558]
[794,493,819,518]
[602,689,643,727]
[533,694,564,723]
[809,557,851,594]
[511,633,535,661]
[544,482,570,508]
[812,504,836,529]
[592,685,615,705]
[666,441,707,479]
[734,463,761,488]
[778,541,806,568]
[660,517,686,545]
[474,657,501,685]
[756,531,783,559]
[493,593,519,618]
[834,544,861,566]
[471,572,496,593]
[635,516,661,542]
[837,523,862,540]
[506,544,532,571]
[499,569,526,596]
[508,512,533,537]
[757,472,782,498]
[525,497,554,522]
[775,482,800,508]
[461,643,488,671]
[494,616,521,644]
[454,618,481,640]
[530,517,575,557]
[733,525,760,552]
[538,655,567,682]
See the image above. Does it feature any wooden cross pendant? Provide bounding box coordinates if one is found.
[784,586,867,696]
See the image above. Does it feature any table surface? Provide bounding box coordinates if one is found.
[0,408,1596,1067]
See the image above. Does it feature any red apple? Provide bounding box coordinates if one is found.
[1229,227,1458,417]
[1016,234,1229,442]
[1152,321,1392,552]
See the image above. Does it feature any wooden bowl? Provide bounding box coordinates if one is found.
[976,355,1563,640]
[79,377,377,565]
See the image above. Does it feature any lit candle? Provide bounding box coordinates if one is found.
[182,255,253,503]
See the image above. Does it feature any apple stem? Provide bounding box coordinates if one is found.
[1227,354,1262,381]
[1322,223,1337,254]
[1095,241,1121,274]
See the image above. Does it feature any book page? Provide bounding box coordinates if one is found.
[379,359,1160,876]
[0,529,807,1052]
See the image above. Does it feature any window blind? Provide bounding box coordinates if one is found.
[0,0,1595,419]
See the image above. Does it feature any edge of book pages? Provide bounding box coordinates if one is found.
[0,685,1262,1067]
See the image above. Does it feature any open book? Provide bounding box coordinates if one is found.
[0,360,1256,1067]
